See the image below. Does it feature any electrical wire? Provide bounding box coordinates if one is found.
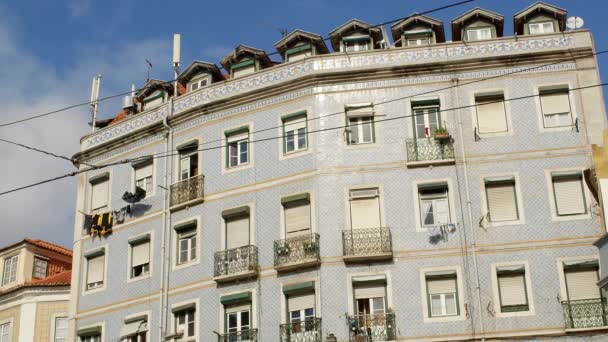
[0,137,97,167]
[0,0,475,130]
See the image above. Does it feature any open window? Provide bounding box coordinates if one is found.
[133,158,153,194]
[284,282,317,339]
[177,142,199,181]
[351,275,390,339]
[221,292,253,340]
[418,183,450,227]
[346,103,375,145]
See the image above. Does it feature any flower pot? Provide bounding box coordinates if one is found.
[434,132,450,141]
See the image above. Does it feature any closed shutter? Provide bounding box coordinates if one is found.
[284,117,306,132]
[91,179,109,210]
[284,201,311,236]
[87,255,104,284]
[346,103,374,118]
[476,97,507,133]
[498,273,527,306]
[132,240,150,267]
[225,304,251,314]
[565,269,600,300]
[226,215,250,249]
[135,163,153,181]
[541,91,570,115]
[553,174,586,215]
[288,293,316,311]
[486,181,518,222]
[354,284,385,299]
[427,277,457,295]
[350,189,381,229]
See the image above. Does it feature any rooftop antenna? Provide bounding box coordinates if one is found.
[145,59,153,82]
[566,16,584,30]
[89,74,101,133]
[173,33,181,95]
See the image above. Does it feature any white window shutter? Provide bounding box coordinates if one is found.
[350,196,381,229]
[288,293,316,311]
[553,176,586,215]
[87,255,104,284]
[541,92,570,115]
[427,277,457,295]
[498,273,527,306]
[476,98,507,133]
[565,269,600,300]
[486,182,518,222]
[354,284,385,299]
[284,117,306,132]
[226,216,250,249]
[132,241,150,267]
[284,201,311,236]
[91,179,109,210]
[135,163,153,181]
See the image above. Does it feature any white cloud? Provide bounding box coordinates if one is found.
[0,7,171,248]
[68,0,91,18]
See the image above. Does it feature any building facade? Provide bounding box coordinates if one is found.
[70,2,608,341]
[0,239,72,342]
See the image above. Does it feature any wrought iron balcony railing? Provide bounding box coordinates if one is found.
[342,227,392,260]
[280,318,322,342]
[406,138,454,163]
[346,313,396,342]
[170,174,204,207]
[562,298,608,329]
[214,245,258,279]
[217,329,258,342]
[274,234,320,270]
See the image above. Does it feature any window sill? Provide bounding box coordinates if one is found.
[423,314,465,323]
[280,148,311,161]
[222,162,254,175]
[565,326,608,333]
[406,158,455,168]
[551,213,591,222]
[173,259,199,271]
[82,286,106,296]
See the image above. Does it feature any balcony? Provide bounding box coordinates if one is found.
[170,174,204,209]
[405,138,455,167]
[280,318,322,342]
[274,234,320,272]
[217,329,258,342]
[562,298,608,330]
[342,227,392,263]
[346,313,396,342]
[213,245,258,283]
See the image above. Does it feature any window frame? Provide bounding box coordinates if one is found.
[281,193,313,239]
[173,219,200,270]
[473,91,511,137]
[528,21,555,35]
[545,168,591,222]
[188,74,211,92]
[345,272,393,318]
[341,35,371,52]
[219,288,257,339]
[173,306,197,342]
[132,159,155,197]
[465,26,493,41]
[281,112,309,155]
[221,204,255,250]
[128,232,153,282]
[480,173,525,227]
[82,246,107,295]
[534,83,577,132]
[491,261,535,317]
[2,254,19,286]
[222,124,254,174]
[33,256,48,279]
[77,322,104,342]
[231,59,258,79]
[413,179,456,232]
[176,141,200,183]
[51,314,69,342]
[556,256,601,303]
[345,103,376,146]
[0,318,12,342]
[89,173,111,214]
[419,266,465,323]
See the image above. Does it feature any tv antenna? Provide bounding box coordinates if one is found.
[145,59,153,81]
[566,16,584,30]
[89,74,101,132]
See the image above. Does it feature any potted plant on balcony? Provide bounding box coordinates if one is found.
[277,242,291,256]
[433,127,450,141]
[303,239,317,253]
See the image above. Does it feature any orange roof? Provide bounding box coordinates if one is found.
[24,239,72,257]
[29,270,71,286]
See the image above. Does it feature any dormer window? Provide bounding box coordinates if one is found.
[403,30,432,46]
[188,75,210,92]
[528,21,554,34]
[285,44,313,62]
[232,59,257,78]
[466,27,492,41]
[143,89,165,110]
[342,35,371,52]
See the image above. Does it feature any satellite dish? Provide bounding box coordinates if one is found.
[566,16,584,30]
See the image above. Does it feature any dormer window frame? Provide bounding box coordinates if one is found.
[285,43,315,62]
[188,74,211,92]
[231,59,258,79]
[142,89,166,110]
[341,34,372,52]
[465,26,493,41]
[528,21,555,35]
[402,29,433,47]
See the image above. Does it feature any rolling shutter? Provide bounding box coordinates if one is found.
[284,116,307,132]
[540,91,570,115]
[553,174,586,215]
[498,272,527,306]
[284,200,311,237]
[87,255,104,284]
[120,320,147,339]
[354,283,385,299]
[476,96,507,133]
[346,103,374,118]
[288,292,316,311]
[91,178,109,210]
[134,163,153,181]
[350,189,381,229]
[226,215,250,249]
[565,268,600,300]
[485,180,518,222]
[427,276,457,295]
[132,240,150,267]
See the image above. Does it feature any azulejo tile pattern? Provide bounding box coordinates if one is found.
[82,35,575,151]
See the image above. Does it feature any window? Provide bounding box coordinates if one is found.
[121,318,147,342]
[551,172,587,216]
[405,35,431,46]
[539,88,572,128]
[418,184,450,227]
[232,60,256,78]
[90,175,109,213]
[178,144,198,181]
[85,252,105,291]
[225,127,249,168]
[224,208,250,249]
[346,104,375,145]
[54,317,68,342]
[79,333,101,342]
[352,276,388,336]
[496,266,529,312]
[282,113,307,154]
[529,21,554,34]
[225,304,251,337]
[130,237,150,278]
[143,90,164,110]
[425,272,458,317]
[174,308,195,341]
[413,102,440,139]
[475,93,508,134]
[189,76,209,92]
[176,224,197,265]
[33,257,48,278]
[286,44,313,62]
[2,255,18,286]
[342,35,371,52]
[484,177,519,222]
[0,322,11,342]
[282,195,311,237]
[134,161,153,193]
[563,260,601,301]
[287,291,315,335]
[466,27,492,41]
[349,188,381,229]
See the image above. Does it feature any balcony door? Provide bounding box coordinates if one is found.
[288,292,316,338]
[178,145,198,181]
[284,199,311,238]
[412,105,440,160]
[226,304,252,341]
[349,189,381,230]
[354,283,387,338]
[226,213,250,250]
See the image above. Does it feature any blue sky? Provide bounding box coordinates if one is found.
[0,0,606,248]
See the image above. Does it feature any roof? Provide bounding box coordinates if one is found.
[328,19,383,52]
[274,29,330,59]
[0,239,72,257]
[0,271,71,297]
[177,60,224,84]
[220,45,273,71]
[451,7,505,41]
[135,79,174,99]
[390,13,446,45]
[514,2,567,34]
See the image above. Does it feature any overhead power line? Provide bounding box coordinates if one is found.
[1,81,605,197]
[0,0,475,130]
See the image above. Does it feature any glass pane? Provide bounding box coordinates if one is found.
[372,297,385,314]
[241,311,250,328]
[228,313,237,330]
[180,158,190,180]
[304,308,314,318]
[239,141,248,164]
[297,128,307,149]
[414,110,427,138]
[421,200,434,225]
[187,321,195,337]
[349,118,359,144]
[190,236,197,260]
[428,108,439,132]
[179,240,188,263]
[430,294,443,316]
[286,130,295,152]
[229,143,238,167]
[290,311,301,322]
[445,293,457,315]
[361,119,373,143]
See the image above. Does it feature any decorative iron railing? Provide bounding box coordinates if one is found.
[217,329,258,342]
[562,298,608,329]
[346,313,396,342]
[342,227,392,257]
[214,245,258,278]
[406,138,454,162]
[274,234,320,268]
[280,318,322,342]
[170,174,204,207]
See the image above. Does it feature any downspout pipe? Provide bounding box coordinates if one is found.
[159,99,173,340]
